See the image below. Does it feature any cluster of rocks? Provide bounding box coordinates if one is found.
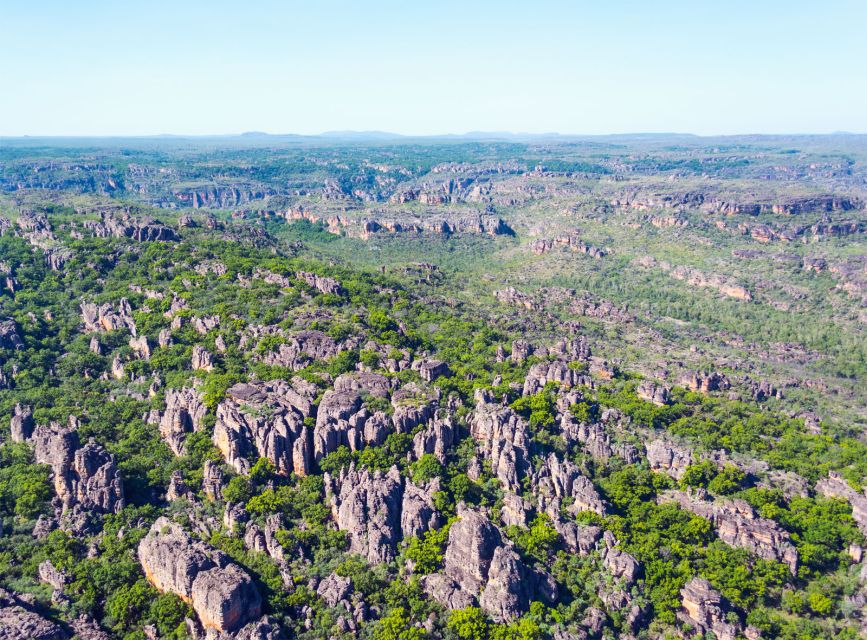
[636,380,671,405]
[660,489,799,574]
[257,330,346,370]
[213,380,315,476]
[670,264,752,301]
[11,407,124,532]
[678,370,731,394]
[646,438,694,479]
[296,271,343,295]
[324,465,441,563]
[314,373,449,463]
[80,298,137,335]
[421,506,558,622]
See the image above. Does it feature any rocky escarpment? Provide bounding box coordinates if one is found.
[174,185,275,209]
[324,464,441,564]
[82,212,177,242]
[138,517,267,634]
[612,189,862,216]
[213,380,316,476]
[660,489,798,574]
[422,506,557,622]
[284,206,514,238]
[530,232,606,258]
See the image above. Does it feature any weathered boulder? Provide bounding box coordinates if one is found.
[138,517,262,633]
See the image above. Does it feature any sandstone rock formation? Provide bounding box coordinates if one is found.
[138,517,262,633]
[469,391,530,492]
[422,506,556,622]
[324,464,440,563]
[213,380,315,476]
[661,489,798,574]
[80,299,137,335]
[0,588,67,640]
[159,387,207,456]
[679,577,756,640]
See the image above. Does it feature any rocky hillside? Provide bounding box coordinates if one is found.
[0,137,866,640]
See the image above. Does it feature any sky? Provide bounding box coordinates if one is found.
[1,0,865,137]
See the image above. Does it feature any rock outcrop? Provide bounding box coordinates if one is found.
[324,464,440,563]
[679,577,755,640]
[531,453,606,517]
[646,438,693,480]
[159,387,207,456]
[213,380,315,476]
[0,588,67,640]
[660,490,798,574]
[80,299,137,335]
[138,517,262,633]
[815,472,867,537]
[422,506,557,622]
[0,319,24,350]
[469,391,531,492]
[28,420,124,516]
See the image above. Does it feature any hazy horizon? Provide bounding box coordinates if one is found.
[2,0,865,137]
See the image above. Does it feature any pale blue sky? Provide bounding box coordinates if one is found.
[1,0,865,136]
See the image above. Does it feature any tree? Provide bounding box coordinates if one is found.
[447,607,489,640]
